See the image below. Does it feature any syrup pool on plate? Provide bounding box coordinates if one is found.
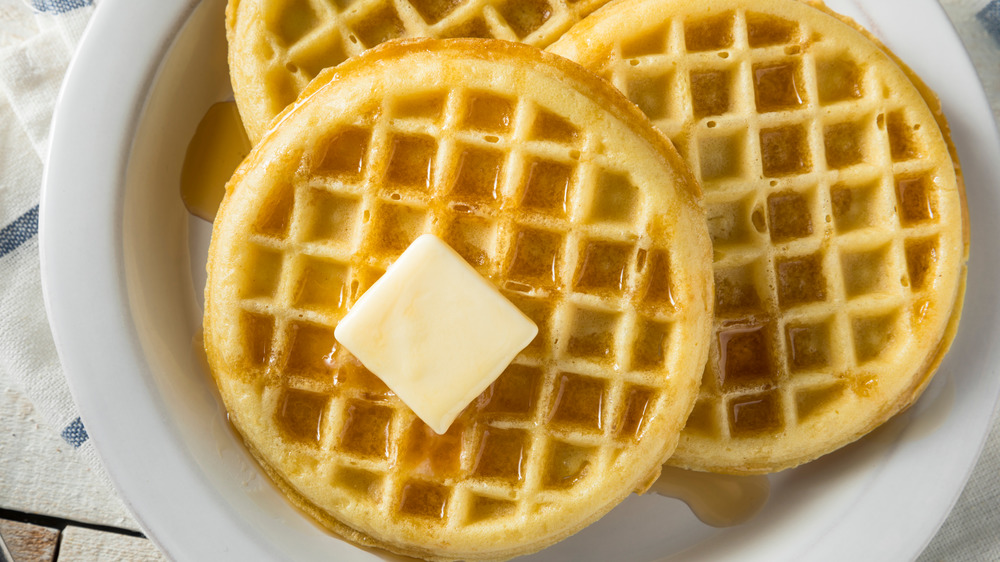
[181,101,252,221]
[651,467,770,527]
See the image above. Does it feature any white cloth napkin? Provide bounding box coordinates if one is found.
[0,0,998,559]
[0,0,106,474]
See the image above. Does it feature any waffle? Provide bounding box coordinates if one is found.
[226,0,614,143]
[550,0,968,474]
[204,39,714,559]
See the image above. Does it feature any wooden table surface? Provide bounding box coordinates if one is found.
[1,388,164,561]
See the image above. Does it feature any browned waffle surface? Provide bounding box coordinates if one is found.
[205,39,713,559]
[226,0,614,142]
[550,0,968,474]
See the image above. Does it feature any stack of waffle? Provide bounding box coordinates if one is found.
[204,0,968,558]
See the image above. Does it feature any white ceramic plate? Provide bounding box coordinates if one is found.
[40,0,1000,560]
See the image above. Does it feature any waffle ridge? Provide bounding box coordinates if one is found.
[550,0,968,474]
[206,39,713,559]
[227,0,614,142]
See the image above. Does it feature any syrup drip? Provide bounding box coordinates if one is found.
[651,467,769,527]
[181,101,252,222]
[191,328,209,372]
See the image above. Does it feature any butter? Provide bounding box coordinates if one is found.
[334,234,538,434]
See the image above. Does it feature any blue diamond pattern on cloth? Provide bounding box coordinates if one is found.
[980,0,1000,45]
[30,0,92,14]
[0,205,39,259]
[61,417,89,447]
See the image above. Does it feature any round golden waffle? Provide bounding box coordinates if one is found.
[205,39,714,559]
[226,0,614,143]
[550,0,968,474]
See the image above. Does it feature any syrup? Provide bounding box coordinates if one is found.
[472,426,527,482]
[402,419,464,479]
[617,386,654,438]
[180,101,252,222]
[651,467,770,527]
[386,133,435,190]
[717,322,772,389]
[463,92,514,133]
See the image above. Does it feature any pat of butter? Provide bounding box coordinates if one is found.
[334,234,538,434]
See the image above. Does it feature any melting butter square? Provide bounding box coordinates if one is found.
[335,234,538,434]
